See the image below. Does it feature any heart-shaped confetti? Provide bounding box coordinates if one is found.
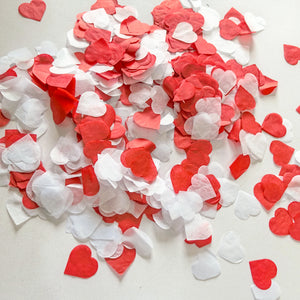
[269,208,293,236]
[64,245,98,278]
[18,0,46,22]
[262,113,286,138]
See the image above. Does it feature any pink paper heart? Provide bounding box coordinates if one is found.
[18,0,46,22]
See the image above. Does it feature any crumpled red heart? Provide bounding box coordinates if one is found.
[249,259,277,290]
[64,245,98,278]
[18,0,46,22]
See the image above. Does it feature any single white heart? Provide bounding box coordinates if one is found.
[234,190,261,220]
[172,22,198,44]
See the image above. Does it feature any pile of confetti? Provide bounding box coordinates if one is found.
[2,0,300,299]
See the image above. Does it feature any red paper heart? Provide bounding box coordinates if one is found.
[105,247,136,275]
[249,259,277,290]
[170,164,194,193]
[288,201,300,219]
[77,119,110,144]
[289,215,300,241]
[229,154,250,179]
[83,140,113,164]
[64,245,98,278]
[283,44,300,65]
[241,112,261,134]
[133,107,161,130]
[270,140,294,166]
[262,113,286,137]
[18,0,46,22]
[219,19,241,40]
[235,86,256,111]
[194,37,216,55]
[186,140,212,167]
[81,165,100,196]
[121,148,158,183]
[269,208,293,236]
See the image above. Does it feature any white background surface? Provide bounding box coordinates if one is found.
[1,0,300,299]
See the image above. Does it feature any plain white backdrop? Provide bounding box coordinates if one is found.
[1,0,300,299]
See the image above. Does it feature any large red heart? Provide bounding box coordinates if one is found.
[269,208,293,236]
[64,245,98,278]
[18,0,46,22]
[262,113,286,137]
[249,259,277,290]
[269,140,294,167]
[105,247,136,275]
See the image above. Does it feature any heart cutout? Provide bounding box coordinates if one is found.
[262,113,286,138]
[284,44,300,65]
[64,245,98,278]
[133,107,161,130]
[269,208,293,236]
[235,86,256,111]
[194,37,216,55]
[249,259,277,290]
[270,140,294,167]
[105,247,136,275]
[18,0,46,22]
[289,215,300,241]
[241,112,261,134]
[172,22,198,44]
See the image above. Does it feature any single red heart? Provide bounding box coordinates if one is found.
[81,165,100,196]
[283,44,300,65]
[126,138,156,153]
[170,164,194,193]
[77,119,110,144]
[270,140,294,167]
[262,113,286,137]
[249,259,277,290]
[269,208,293,236]
[133,107,161,130]
[194,37,216,55]
[105,247,136,275]
[219,19,241,40]
[289,214,300,241]
[241,112,261,134]
[186,140,212,167]
[288,201,300,219]
[64,245,98,278]
[229,154,250,179]
[18,0,46,22]
[261,174,285,203]
[83,140,113,164]
[234,86,256,111]
[121,148,158,183]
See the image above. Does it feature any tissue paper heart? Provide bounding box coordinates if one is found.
[18,0,46,22]
[269,208,293,236]
[270,140,294,167]
[283,44,300,65]
[105,247,136,275]
[262,113,286,138]
[64,245,98,278]
[249,259,277,290]
[172,22,198,44]
[234,191,261,220]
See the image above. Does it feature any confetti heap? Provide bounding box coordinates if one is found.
[2,0,300,298]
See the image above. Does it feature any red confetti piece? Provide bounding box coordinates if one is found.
[105,247,136,275]
[283,44,300,65]
[133,107,161,130]
[229,154,250,179]
[249,259,277,290]
[234,86,256,111]
[64,245,98,278]
[262,113,286,138]
[289,214,300,241]
[269,208,293,236]
[270,140,294,166]
[18,0,46,22]
[81,165,100,196]
[241,112,261,134]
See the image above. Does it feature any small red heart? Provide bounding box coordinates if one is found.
[229,154,251,179]
[77,119,110,144]
[121,148,158,183]
[249,259,277,290]
[283,44,300,65]
[186,140,212,167]
[234,86,256,111]
[219,19,241,40]
[105,247,136,275]
[262,113,286,138]
[289,214,300,241]
[83,140,113,164]
[288,201,300,219]
[241,112,261,134]
[64,245,98,278]
[81,165,100,196]
[170,164,194,193]
[270,140,294,166]
[269,208,293,236]
[133,107,161,130]
[194,37,216,55]
[18,0,46,22]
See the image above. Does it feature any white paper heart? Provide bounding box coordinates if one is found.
[172,22,198,44]
[234,191,261,220]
